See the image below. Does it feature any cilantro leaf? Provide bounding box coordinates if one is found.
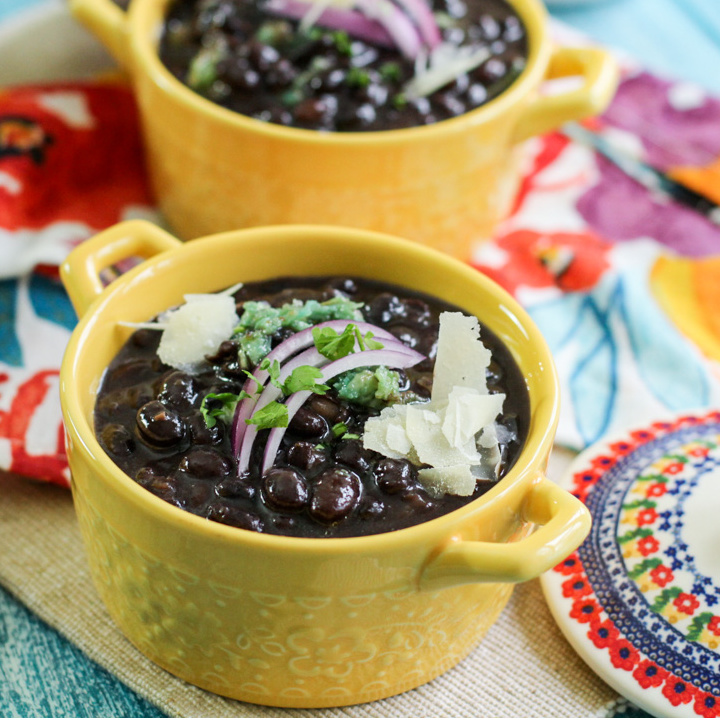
[243,369,266,394]
[245,401,289,429]
[312,324,357,360]
[200,392,241,428]
[283,365,329,395]
[259,357,282,389]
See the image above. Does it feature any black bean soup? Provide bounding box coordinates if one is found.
[157,0,528,131]
[94,277,529,538]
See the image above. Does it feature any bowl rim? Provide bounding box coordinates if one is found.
[125,0,552,145]
[60,223,560,554]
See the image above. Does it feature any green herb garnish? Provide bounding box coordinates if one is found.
[200,392,242,428]
[245,401,289,429]
[283,365,329,395]
[332,30,353,55]
[379,62,402,83]
[346,67,371,88]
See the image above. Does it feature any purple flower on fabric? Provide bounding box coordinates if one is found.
[604,72,720,170]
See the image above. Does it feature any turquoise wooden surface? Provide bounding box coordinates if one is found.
[0,585,165,718]
[0,0,718,716]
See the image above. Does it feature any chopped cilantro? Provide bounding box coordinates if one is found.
[258,357,282,389]
[392,93,408,110]
[245,401,288,429]
[283,365,329,395]
[313,324,357,360]
[332,31,353,55]
[187,46,224,91]
[379,62,402,83]
[313,323,384,360]
[200,392,241,428]
[332,421,348,437]
[346,67,370,88]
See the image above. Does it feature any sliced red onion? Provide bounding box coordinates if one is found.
[355,0,422,58]
[236,338,421,473]
[393,0,441,49]
[231,319,396,455]
[265,0,397,48]
[259,346,424,474]
[236,345,326,473]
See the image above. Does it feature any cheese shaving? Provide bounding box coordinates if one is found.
[363,311,506,496]
[157,293,240,373]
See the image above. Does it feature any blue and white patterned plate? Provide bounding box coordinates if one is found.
[541,411,720,718]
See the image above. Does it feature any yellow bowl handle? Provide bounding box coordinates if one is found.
[512,46,619,144]
[420,475,591,590]
[60,220,181,318]
[70,0,132,69]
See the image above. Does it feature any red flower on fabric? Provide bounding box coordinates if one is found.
[636,507,658,526]
[673,593,700,615]
[570,597,601,625]
[633,659,668,689]
[664,461,684,475]
[650,564,674,587]
[608,638,639,671]
[554,553,582,576]
[471,229,611,295]
[708,616,720,635]
[587,619,618,649]
[662,677,695,706]
[645,482,667,498]
[651,421,675,433]
[562,575,592,599]
[687,445,710,458]
[637,535,660,557]
[694,692,720,718]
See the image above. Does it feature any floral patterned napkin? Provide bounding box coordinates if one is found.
[1,57,720,486]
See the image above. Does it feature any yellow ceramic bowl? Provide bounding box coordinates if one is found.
[70,0,617,259]
[59,220,589,708]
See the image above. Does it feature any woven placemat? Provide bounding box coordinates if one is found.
[0,471,618,718]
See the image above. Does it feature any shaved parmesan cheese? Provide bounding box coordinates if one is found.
[418,465,476,498]
[441,386,504,448]
[157,294,239,373]
[431,312,492,405]
[363,311,506,497]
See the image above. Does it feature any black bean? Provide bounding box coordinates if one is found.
[367,293,404,324]
[157,371,199,411]
[310,468,361,523]
[402,490,435,512]
[206,503,264,532]
[286,441,329,471]
[334,439,373,473]
[476,58,507,85]
[179,448,232,479]
[374,458,416,495]
[187,413,223,445]
[289,406,329,440]
[263,468,309,510]
[136,401,186,446]
[480,14,501,41]
[100,424,136,457]
[308,395,349,424]
[108,358,158,387]
[216,476,256,500]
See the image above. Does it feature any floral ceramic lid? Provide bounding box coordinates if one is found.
[541,411,720,718]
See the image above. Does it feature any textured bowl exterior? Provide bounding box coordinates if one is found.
[60,224,562,706]
[101,0,555,257]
